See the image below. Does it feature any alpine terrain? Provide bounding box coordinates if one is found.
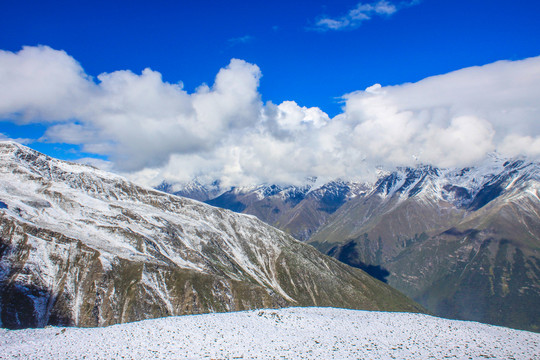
[170,156,540,332]
[0,141,424,329]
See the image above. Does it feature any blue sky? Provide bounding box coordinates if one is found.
[1,0,540,185]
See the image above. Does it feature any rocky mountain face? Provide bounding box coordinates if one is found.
[309,160,540,332]
[0,142,424,329]
[171,157,540,331]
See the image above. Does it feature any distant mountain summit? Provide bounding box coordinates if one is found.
[173,178,370,241]
[155,179,223,202]
[168,156,540,331]
[0,142,423,329]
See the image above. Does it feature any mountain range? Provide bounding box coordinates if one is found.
[169,155,540,331]
[0,142,423,329]
[162,179,371,242]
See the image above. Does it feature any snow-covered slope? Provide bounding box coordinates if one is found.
[0,142,423,329]
[1,307,538,360]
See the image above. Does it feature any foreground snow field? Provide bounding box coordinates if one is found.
[1,308,538,359]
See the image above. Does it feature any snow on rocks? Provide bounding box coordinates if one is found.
[0,307,538,360]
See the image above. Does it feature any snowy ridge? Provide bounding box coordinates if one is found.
[0,141,293,297]
[165,154,539,213]
[0,307,538,359]
[370,157,540,208]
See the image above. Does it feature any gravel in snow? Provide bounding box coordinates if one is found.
[1,307,538,359]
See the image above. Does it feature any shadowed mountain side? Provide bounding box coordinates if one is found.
[326,240,390,282]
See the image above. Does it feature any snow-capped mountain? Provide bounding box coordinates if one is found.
[370,155,539,210]
[2,307,538,359]
[310,157,540,332]
[0,142,423,329]
[155,179,223,202]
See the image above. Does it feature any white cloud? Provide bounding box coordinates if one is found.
[1,46,540,187]
[338,56,540,169]
[0,46,262,172]
[0,132,33,144]
[314,1,413,31]
[421,116,495,167]
[499,135,540,159]
[0,46,94,122]
[76,157,115,172]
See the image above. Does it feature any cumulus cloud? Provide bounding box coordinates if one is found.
[1,45,540,187]
[314,1,418,31]
[339,56,540,168]
[0,46,262,171]
[0,46,93,121]
[499,135,540,158]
